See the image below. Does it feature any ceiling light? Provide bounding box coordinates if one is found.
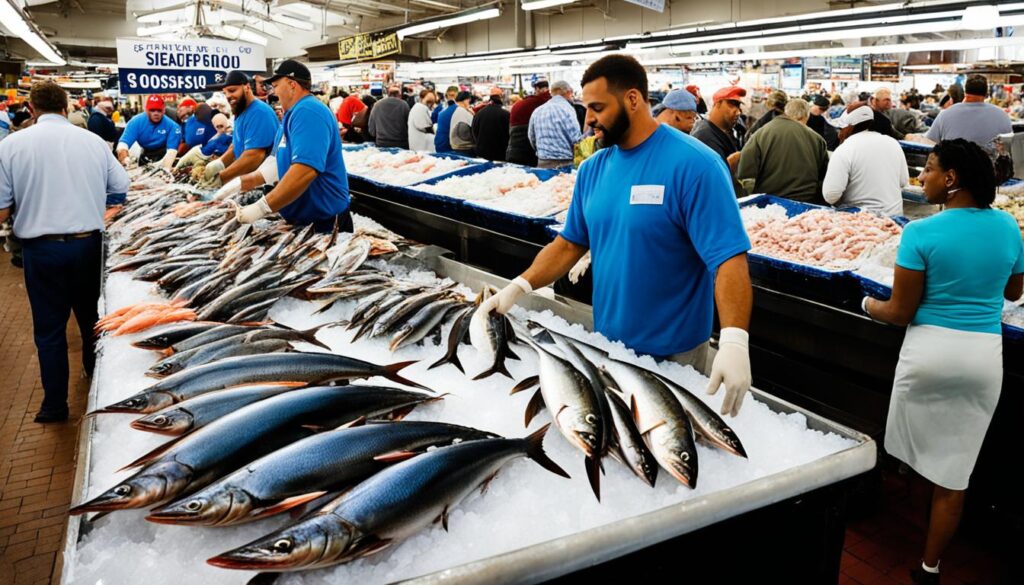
[396,7,500,39]
[961,5,1001,30]
[409,0,461,11]
[0,0,65,65]
[522,0,576,11]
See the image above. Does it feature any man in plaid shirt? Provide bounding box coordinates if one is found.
[528,80,582,168]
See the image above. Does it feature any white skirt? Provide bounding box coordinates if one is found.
[884,324,1003,490]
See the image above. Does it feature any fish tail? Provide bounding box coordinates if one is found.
[247,572,282,585]
[471,359,512,381]
[524,423,570,479]
[383,361,433,392]
[298,321,344,349]
[585,455,602,502]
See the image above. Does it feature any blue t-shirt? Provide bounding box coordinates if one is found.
[896,208,1024,334]
[200,133,232,157]
[183,116,216,148]
[233,99,279,159]
[119,113,181,151]
[434,104,457,152]
[274,95,350,226]
[560,125,751,356]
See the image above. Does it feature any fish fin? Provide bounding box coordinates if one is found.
[524,389,546,427]
[479,470,501,495]
[585,455,602,502]
[503,316,519,343]
[472,359,512,381]
[294,323,337,350]
[247,572,281,585]
[384,405,417,421]
[373,450,419,463]
[433,505,451,531]
[523,423,570,479]
[383,361,434,393]
[249,491,328,519]
[300,424,332,432]
[638,419,667,436]
[117,434,187,471]
[509,375,540,395]
[354,537,393,559]
[531,328,556,345]
[160,348,175,357]
[339,416,367,429]
[505,346,521,361]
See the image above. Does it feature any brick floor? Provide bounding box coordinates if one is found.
[0,252,89,584]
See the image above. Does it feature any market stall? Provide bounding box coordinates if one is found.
[62,174,875,585]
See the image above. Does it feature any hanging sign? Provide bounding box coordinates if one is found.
[338,32,402,62]
[116,37,265,94]
[623,0,665,13]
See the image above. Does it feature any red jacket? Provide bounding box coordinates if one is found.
[508,90,550,127]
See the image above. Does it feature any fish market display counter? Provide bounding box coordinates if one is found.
[64,244,875,585]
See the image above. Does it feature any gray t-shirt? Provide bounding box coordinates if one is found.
[925,101,1012,150]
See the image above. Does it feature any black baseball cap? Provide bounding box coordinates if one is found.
[265,59,312,85]
[205,70,250,91]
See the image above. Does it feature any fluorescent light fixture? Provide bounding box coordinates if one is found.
[0,0,65,65]
[641,35,1024,66]
[409,0,461,11]
[396,7,500,39]
[961,5,1000,30]
[522,0,576,11]
[270,12,315,31]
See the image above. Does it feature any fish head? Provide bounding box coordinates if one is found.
[69,461,193,514]
[130,408,194,435]
[147,362,180,377]
[561,410,603,458]
[662,444,698,488]
[148,486,252,526]
[92,391,175,415]
[208,516,356,571]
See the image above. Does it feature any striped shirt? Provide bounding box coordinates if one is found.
[528,95,581,161]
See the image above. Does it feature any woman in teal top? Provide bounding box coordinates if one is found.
[864,139,1024,585]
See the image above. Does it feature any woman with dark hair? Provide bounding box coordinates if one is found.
[822,104,908,216]
[863,138,1024,585]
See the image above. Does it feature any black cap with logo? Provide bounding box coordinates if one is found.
[205,70,251,91]
[264,59,312,85]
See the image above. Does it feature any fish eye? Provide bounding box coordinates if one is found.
[272,539,293,553]
[185,499,203,511]
[584,413,598,425]
[680,451,690,462]
[152,416,167,425]
[114,485,132,496]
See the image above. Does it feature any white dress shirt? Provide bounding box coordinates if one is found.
[822,130,908,217]
[0,114,130,239]
[407,102,436,152]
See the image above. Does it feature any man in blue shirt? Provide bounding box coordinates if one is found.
[116,94,181,169]
[174,113,233,170]
[226,60,350,234]
[528,80,582,168]
[0,81,130,423]
[473,54,754,418]
[200,70,280,189]
[179,98,216,152]
[434,98,458,153]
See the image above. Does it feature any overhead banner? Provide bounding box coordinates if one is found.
[623,0,665,13]
[338,32,402,62]
[116,37,265,95]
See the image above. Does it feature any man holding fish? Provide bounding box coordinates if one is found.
[474,54,754,417]
[214,60,352,234]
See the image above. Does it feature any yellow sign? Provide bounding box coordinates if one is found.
[338,32,402,62]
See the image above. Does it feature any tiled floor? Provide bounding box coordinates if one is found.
[0,249,1009,584]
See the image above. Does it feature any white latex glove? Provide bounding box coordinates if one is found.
[568,251,591,284]
[256,155,279,186]
[479,276,532,316]
[235,196,272,223]
[202,159,226,188]
[175,145,209,170]
[212,177,242,201]
[706,327,751,417]
[159,149,177,171]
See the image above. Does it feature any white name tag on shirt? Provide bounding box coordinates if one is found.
[630,184,665,205]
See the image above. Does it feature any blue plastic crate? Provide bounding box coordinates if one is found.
[898,140,934,155]
[345,147,488,190]
[456,165,569,241]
